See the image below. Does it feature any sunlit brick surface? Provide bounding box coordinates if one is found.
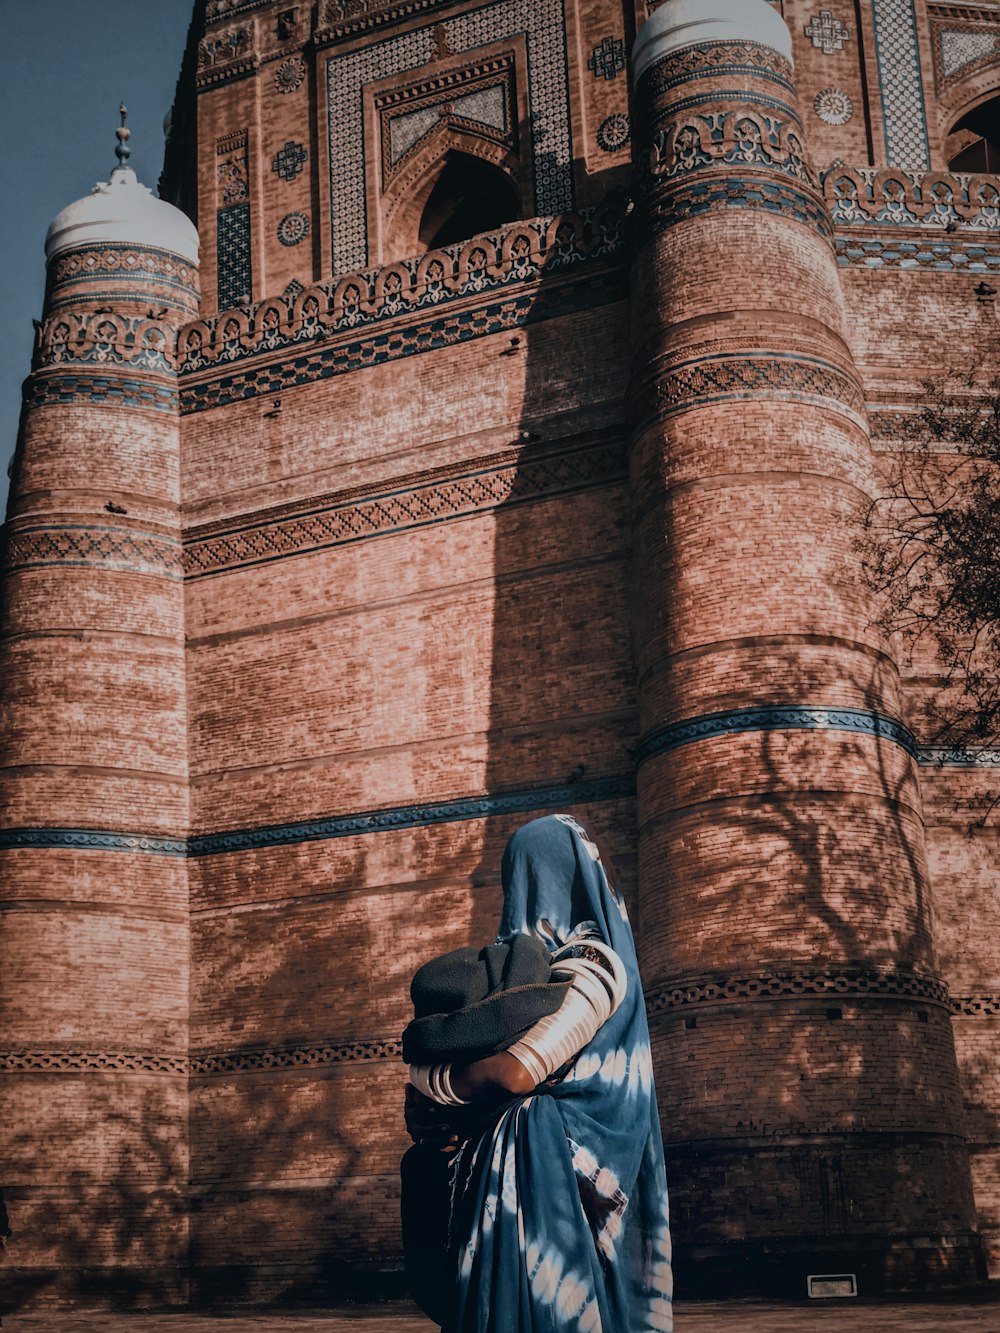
[2,0,999,1311]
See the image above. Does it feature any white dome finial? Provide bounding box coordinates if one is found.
[44,106,199,264]
[633,0,794,84]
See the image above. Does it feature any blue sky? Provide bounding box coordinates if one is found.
[0,1,195,516]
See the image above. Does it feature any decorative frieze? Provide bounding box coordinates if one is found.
[184,439,626,577]
[315,0,457,43]
[24,374,180,414]
[1,740,988,861]
[197,21,258,87]
[639,41,794,98]
[837,235,1000,271]
[629,352,865,432]
[646,967,953,1015]
[179,208,624,375]
[634,706,918,767]
[4,524,183,579]
[34,312,178,373]
[644,108,814,187]
[823,165,1000,229]
[191,1038,403,1075]
[47,244,200,312]
[0,1050,188,1076]
[10,983,998,1083]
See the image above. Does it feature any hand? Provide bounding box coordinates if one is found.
[404,1083,461,1154]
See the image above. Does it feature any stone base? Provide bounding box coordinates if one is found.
[0,1265,190,1315]
[189,1261,410,1310]
[674,1232,988,1300]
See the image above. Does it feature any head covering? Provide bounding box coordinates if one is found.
[450,814,673,1332]
[402,934,571,1064]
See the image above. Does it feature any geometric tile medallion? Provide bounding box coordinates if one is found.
[272,139,308,180]
[814,87,854,124]
[804,9,850,52]
[587,36,626,79]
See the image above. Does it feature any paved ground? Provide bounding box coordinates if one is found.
[5,1297,1000,1331]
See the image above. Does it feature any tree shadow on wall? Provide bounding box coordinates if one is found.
[653,639,992,1292]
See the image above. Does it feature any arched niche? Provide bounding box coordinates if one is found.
[418,152,520,249]
[379,121,526,263]
[945,93,1000,172]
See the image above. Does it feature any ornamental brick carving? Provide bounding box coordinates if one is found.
[217,129,250,206]
[629,353,865,432]
[197,22,258,86]
[645,967,953,1015]
[34,312,180,372]
[178,208,624,371]
[640,41,794,95]
[184,440,626,577]
[0,1050,188,1075]
[823,165,1000,230]
[4,524,183,578]
[646,110,815,186]
[316,0,453,38]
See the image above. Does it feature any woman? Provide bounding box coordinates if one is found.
[403,813,673,1332]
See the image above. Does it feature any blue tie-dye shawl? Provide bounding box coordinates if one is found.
[449,814,673,1332]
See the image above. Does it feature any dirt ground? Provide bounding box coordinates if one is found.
[5,1293,1000,1332]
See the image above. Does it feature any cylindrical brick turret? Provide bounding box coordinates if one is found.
[627,0,983,1295]
[0,121,199,1306]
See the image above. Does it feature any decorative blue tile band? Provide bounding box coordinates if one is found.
[634,707,919,766]
[919,747,1000,768]
[1,735,989,857]
[0,828,187,856]
[835,237,1000,274]
[187,777,633,857]
[26,375,179,413]
[180,271,623,413]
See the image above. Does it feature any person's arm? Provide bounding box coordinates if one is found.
[409,938,627,1104]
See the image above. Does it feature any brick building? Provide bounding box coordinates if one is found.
[2,0,999,1311]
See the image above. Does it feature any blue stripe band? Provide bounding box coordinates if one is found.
[1,722,989,858]
[635,706,918,765]
[0,828,187,856]
[187,777,633,857]
[0,778,633,859]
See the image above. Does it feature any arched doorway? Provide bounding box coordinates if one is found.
[418,152,521,250]
[946,94,1000,172]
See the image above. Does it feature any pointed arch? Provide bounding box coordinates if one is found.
[380,123,525,262]
[944,91,1000,173]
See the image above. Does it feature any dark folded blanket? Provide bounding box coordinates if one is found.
[402,933,569,1064]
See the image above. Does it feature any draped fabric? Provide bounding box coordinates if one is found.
[449,814,673,1332]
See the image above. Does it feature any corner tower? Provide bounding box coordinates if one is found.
[0,116,199,1304]
[628,0,983,1294]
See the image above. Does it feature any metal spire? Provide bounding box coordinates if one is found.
[115,103,132,169]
